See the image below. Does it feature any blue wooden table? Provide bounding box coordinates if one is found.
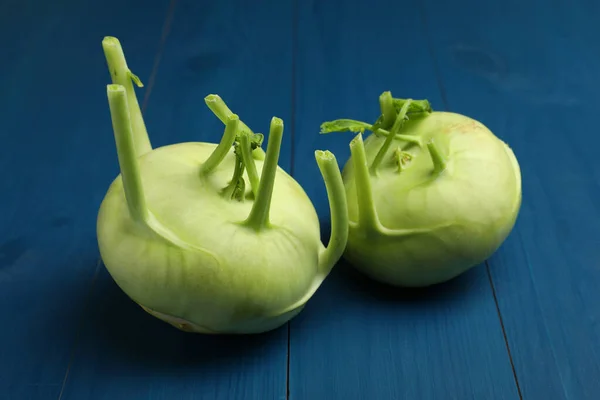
[1,0,599,399]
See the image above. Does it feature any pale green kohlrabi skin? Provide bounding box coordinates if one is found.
[96,37,348,334]
[321,92,521,287]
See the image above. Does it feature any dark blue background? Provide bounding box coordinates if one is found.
[1,0,599,399]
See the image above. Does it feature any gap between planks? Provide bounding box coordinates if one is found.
[417,1,524,397]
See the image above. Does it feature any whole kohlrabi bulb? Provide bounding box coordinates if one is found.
[97,37,348,334]
[320,91,521,287]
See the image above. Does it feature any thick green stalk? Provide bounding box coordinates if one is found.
[102,37,152,156]
[205,94,266,160]
[200,114,239,175]
[379,91,396,129]
[240,133,260,197]
[315,150,349,274]
[273,149,348,317]
[244,117,284,230]
[106,84,149,224]
[350,133,383,235]
[205,94,251,132]
[369,99,413,175]
[427,139,447,174]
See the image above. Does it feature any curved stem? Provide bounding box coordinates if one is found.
[244,117,284,231]
[320,120,421,146]
[204,95,246,128]
[200,114,239,176]
[350,133,382,235]
[369,99,413,175]
[427,139,447,174]
[315,150,348,275]
[106,84,149,224]
[102,37,152,157]
[379,91,396,129]
[240,133,260,197]
[204,94,266,159]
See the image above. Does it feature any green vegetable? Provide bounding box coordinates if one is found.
[97,37,348,334]
[321,91,521,287]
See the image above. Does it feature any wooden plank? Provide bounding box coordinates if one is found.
[59,1,293,399]
[422,0,600,398]
[288,1,520,399]
[0,1,167,399]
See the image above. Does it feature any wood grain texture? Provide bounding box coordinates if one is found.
[288,1,520,399]
[59,1,293,399]
[0,1,167,399]
[422,0,600,398]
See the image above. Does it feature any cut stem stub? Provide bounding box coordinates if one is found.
[243,117,284,231]
[350,133,383,236]
[106,84,149,224]
[102,36,152,157]
[427,139,447,174]
[201,114,240,176]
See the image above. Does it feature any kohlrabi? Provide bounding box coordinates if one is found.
[321,91,521,287]
[97,36,348,334]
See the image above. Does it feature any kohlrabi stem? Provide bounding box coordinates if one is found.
[244,117,284,231]
[427,139,447,174]
[205,94,253,136]
[221,156,246,201]
[200,114,239,175]
[379,91,396,129]
[369,99,413,175]
[350,133,383,235]
[102,37,152,157]
[205,94,266,160]
[240,133,260,197]
[106,84,149,224]
[315,150,349,274]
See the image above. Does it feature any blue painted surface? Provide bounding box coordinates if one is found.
[0,0,598,399]
[422,0,600,398]
[0,0,169,398]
